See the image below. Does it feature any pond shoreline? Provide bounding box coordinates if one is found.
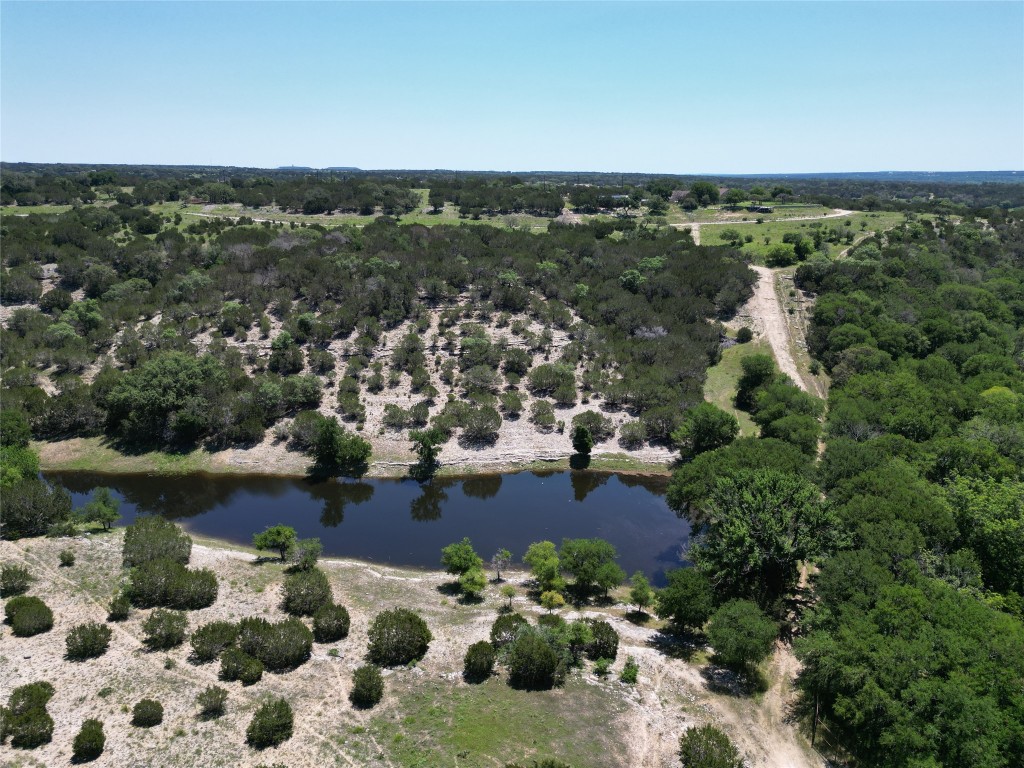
[35,436,674,480]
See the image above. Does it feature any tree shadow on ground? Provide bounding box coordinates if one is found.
[624,609,651,625]
[700,661,768,696]
[647,628,706,662]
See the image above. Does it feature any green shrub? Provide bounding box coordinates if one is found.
[736,327,753,344]
[1,682,55,749]
[65,622,112,660]
[72,718,105,762]
[141,609,187,650]
[126,558,218,609]
[237,616,313,671]
[5,595,54,637]
[707,599,778,671]
[349,665,384,708]
[678,724,744,768]
[219,648,264,685]
[367,608,432,667]
[246,698,293,749]
[585,620,619,662]
[59,549,75,567]
[312,603,350,643]
[107,591,130,622]
[619,656,639,684]
[131,699,163,728]
[0,564,32,597]
[506,627,560,690]
[196,686,228,719]
[593,657,612,677]
[122,515,191,567]
[463,641,496,682]
[290,538,322,571]
[490,612,527,648]
[190,621,238,663]
[281,568,332,616]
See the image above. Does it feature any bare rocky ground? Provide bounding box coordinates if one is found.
[0,533,822,768]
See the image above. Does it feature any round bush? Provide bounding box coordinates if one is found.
[349,664,384,708]
[506,628,560,690]
[59,549,75,567]
[736,326,754,344]
[282,568,332,616]
[5,595,54,637]
[196,685,228,719]
[141,609,187,650]
[72,718,105,762]
[131,699,163,728]
[127,558,217,610]
[122,515,191,567]
[312,603,350,643]
[66,622,113,660]
[585,620,619,662]
[0,564,33,597]
[463,641,496,682]
[219,647,264,685]
[367,608,432,667]
[107,591,130,622]
[237,616,313,671]
[190,621,238,663]
[246,697,293,749]
[489,612,527,648]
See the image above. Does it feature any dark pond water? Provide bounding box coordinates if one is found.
[45,470,689,585]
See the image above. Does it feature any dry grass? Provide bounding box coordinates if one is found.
[0,532,821,768]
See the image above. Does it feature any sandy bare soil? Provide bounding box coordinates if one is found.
[0,533,822,768]
[739,267,808,393]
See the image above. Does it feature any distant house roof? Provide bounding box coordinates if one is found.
[669,190,690,202]
[718,187,729,197]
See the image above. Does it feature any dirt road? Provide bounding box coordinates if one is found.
[747,266,808,392]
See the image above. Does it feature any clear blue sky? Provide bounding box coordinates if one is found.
[2,1,1022,173]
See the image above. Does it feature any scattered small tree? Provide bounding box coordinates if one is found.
[80,487,120,531]
[585,620,619,661]
[190,621,238,663]
[629,571,654,614]
[289,538,322,571]
[571,425,593,456]
[500,584,516,610]
[237,617,313,671]
[122,515,191,567]
[523,540,564,593]
[349,665,384,709]
[540,591,565,612]
[72,718,105,762]
[459,566,488,598]
[492,548,512,581]
[463,641,497,682]
[246,698,293,749]
[678,724,745,768]
[672,403,740,459]
[441,537,483,576]
[59,549,75,567]
[2,681,55,748]
[196,686,228,719]
[131,699,163,728]
[506,627,560,690]
[65,622,112,660]
[490,612,527,648]
[253,525,297,562]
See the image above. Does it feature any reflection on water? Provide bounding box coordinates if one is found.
[45,470,686,584]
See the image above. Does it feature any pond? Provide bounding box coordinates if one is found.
[45,469,690,585]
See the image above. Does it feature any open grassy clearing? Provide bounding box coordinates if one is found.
[698,211,905,259]
[0,531,820,768]
[665,203,833,225]
[702,340,769,438]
